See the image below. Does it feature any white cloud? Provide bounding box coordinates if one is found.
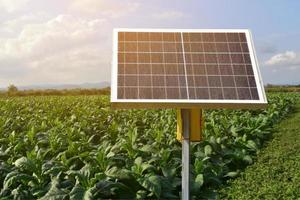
[2,12,48,30]
[0,15,112,86]
[0,12,50,37]
[265,51,300,70]
[265,51,296,65]
[69,0,139,18]
[152,11,184,20]
[0,0,30,12]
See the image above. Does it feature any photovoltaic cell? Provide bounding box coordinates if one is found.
[113,29,267,108]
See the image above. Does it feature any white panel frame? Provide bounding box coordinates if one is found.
[111,28,268,109]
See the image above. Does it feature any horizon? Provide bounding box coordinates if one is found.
[1,81,300,92]
[0,0,299,87]
[0,81,110,90]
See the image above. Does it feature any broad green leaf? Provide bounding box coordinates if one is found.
[15,157,37,173]
[243,155,253,164]
[134,157,142,165]
[140,175,161,198]
[246,140,258,150]
[38,177,67,200]
[141,163,155,174]
[140,145,153,152]
[3,172,36,190]
[204,145,213,156]
[194,174,204,188]
[162,168,176,178]
[106,152,115,158]
[69,184,93,200]
[12,185,34,200]
[224,171,239,178]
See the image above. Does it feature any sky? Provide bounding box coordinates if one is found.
[0,0,299,88]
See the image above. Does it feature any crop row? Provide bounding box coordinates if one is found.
[0,93,299,199]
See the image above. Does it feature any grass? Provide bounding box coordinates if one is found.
[218,102,300,199]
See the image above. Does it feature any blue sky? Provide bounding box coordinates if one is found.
[0,0,299,88]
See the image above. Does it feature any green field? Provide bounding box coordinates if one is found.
[0,93,299,199]
[219,102,300,199]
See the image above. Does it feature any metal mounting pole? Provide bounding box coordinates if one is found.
[182,109,190,200]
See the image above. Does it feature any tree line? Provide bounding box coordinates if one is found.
[0,84,110,97]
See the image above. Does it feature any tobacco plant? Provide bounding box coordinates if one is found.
[0,93,298,199]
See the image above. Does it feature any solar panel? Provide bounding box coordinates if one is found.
[111,29,267,109]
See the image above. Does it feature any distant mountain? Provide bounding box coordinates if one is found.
[0,82,110,91]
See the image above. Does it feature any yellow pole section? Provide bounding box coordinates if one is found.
[190,109,202,141]
[176,109,204,142]
[176,109,183,141]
